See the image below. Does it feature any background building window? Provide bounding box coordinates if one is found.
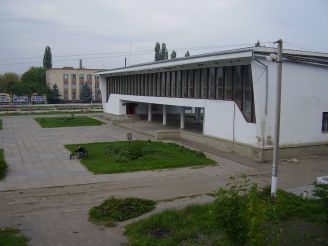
[79,74,84,80]
[87,74,92,80]
[95,75,100,80]
[322,112,328,132]
[63,74,68,80]
[71,74,77,80]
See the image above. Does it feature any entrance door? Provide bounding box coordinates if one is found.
[126,103,136,114]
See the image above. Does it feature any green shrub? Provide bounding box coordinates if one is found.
[0,149,7,180]
[214,175,280,246]
[0,227,29,246]
[89,196,156,226]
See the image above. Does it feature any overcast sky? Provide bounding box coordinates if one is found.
[0,0,327,74]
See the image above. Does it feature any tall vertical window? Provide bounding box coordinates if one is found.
[224,67,233,99]
[216,68,224,99]
[161,73,166,96]
[152,74,156,96]
[209,68,216,99]
[148,73,153,96]
[144,74,148,96]
[194,69,201,99]
[63,74,68,80]
[166,72,171,97]
[71,74,77,80]
[171,71,176,97]
[176,71,182,98]
[188,70,194,98]
[140,74,144,96]
[79,74,84,80]
[201,68,208,98]
[233,66,242,107]
[242,65,253,122]
[322,113,328,132]
[156,73,161,96]
[182,70,188,98]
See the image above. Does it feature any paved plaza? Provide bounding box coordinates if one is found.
[0,114,251,191]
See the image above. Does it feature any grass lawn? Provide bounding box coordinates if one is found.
[0,227,29,246]
[34,116,104,128]
[125,186,328,246]
[89,197,156,227]
[0,149,7,180]
[0,118,2,130]
[65,141,216,174]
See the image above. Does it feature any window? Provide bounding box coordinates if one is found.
[188,70,194,98]
[233,66,242,107]
[79,74,84,80]
[194,69,201,98]
[71,83,76,89]
[216,68,224,99]
[182,70,188,98]
[156,73,161,96]
[201,68,208,98]
[87,74,92,80]
[242,65,253,122]
[140,74,145,96]
[322,112,328,132]
[71,74,77,80]
[171,71,176,97]
[95,82,99,89]
[224,67,233,99]
[209,68,216,99]
[95,75,100,80]
[72,92,76,100]
[176,71,182,97]
[166,72,171,97]
[148,74,153,96]
[161,73,166,96]
[64,83,68,89]
[152,74,157,96]
[63,74,68,80]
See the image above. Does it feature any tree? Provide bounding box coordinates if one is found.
[154,42,161,61]
[170,50,177,59]
[43,46,52,69]
[161,43,169,60]
[80,83,92,103]
[255,41,261,47]
[185,50,190,57]
[48,84,61,104]
[154,42,169,61]
[0,73,21,94]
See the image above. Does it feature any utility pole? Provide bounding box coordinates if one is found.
[271,39,283,197]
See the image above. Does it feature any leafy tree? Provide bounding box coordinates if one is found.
[0,73,21,94]
[48,84,61,104]
[185,50,190,57]
[154,42,161,61]
[43,46,52,69]
[170,50,177,59]
[255,41,261,47]
[21,67,48,95]
[80,83,92,103]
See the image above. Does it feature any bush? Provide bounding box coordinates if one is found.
[0,149,7,180]
[214,175,280,246]
[89,196,156,226]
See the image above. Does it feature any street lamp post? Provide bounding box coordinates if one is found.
[271,39,283,197]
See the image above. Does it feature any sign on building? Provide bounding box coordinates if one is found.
[0,93,11,104]
[12,95,29,104]
[31,95,47,104]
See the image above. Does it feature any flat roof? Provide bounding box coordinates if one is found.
[97,46,328,76]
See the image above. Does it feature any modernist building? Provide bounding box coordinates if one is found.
[46,66,102,102]
[97,46,328,161]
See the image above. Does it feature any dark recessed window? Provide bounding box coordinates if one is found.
[323,112,328,132]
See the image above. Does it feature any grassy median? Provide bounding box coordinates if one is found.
[34,116,104,128]
[65,140,216,174]
[0,118,2,130]
[0,227,29,246]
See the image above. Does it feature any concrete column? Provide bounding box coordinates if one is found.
[195,107,201,122]
[148,103,152,121]
[180,106,185,129]
[163,105,167,125]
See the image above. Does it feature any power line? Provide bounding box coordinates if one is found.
[0,41,277,66]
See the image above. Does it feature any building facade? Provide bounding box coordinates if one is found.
[97,46,328,161]
[46,67,102,102]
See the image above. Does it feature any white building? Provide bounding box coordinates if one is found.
[97,46,328,161]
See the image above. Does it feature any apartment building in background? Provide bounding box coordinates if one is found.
[46,62,103,102]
